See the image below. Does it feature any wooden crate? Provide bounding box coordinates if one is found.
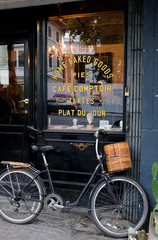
[104,142,132,173]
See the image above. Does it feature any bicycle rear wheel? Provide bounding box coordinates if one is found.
[0,168,44,224]
[90,176,148,238]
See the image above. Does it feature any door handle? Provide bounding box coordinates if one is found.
[18,98,29,104]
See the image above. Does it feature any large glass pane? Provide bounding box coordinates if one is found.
[47,12,124,131]
[0,44,24,125]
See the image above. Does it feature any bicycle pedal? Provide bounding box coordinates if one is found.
[62,208,70,213]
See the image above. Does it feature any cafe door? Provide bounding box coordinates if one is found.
[0,41,29,162]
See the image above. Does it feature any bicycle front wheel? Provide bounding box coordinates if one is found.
[90,176,148,238]
[0,169,44,224]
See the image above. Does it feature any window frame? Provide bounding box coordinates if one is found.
[46,9,127,134]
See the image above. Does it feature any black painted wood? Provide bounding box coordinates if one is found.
[35,18,47,130]
[28,127,125,188]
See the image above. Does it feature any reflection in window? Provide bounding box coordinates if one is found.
[47,12,124,131]
[56,31,59,43]
[19,51,24,67]
[48,26,52,38]
[0,44,24,125]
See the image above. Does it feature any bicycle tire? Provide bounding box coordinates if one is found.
[90,176,148,238]
[0,168,44,224]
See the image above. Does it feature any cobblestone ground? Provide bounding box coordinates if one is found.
[0,207,127,240]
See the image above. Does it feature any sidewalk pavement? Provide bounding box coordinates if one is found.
[0,207,127,240]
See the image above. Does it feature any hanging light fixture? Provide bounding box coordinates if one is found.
[57,3,63,22]
[48,3,73,59]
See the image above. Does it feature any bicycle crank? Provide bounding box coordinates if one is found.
[44,194,64,212]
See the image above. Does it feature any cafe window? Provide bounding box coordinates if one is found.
[47,11,124,131]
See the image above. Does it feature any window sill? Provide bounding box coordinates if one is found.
[47,125,123,134]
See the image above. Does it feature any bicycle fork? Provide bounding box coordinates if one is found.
[99,160,118,204]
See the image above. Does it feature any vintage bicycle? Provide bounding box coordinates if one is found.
[0,130,148,238]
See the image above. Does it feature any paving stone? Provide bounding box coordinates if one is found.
[0,207,128,240]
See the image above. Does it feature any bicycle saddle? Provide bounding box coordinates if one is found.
[31,144,54,153]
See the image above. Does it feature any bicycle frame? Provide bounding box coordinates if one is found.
[37,138,109,208]
[0,130,114,208]
[1,153,109,209]
[16,160,103,208]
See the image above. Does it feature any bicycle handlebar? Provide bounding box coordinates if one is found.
[94,129,105,139]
